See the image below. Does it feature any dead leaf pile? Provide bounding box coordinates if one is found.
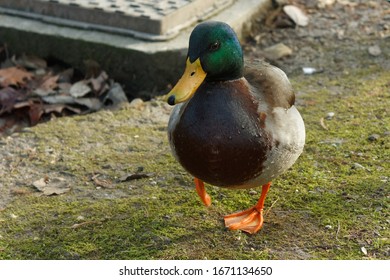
[0,46,128,135]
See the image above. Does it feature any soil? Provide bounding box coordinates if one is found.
[245,0,389,76]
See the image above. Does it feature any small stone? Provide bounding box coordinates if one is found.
[352,163,365,170]
[325,225,332,230]
[302,67,323,75]
[254,34,262,44]
[368,134,380,141]
[317,0,336,9]
[129,98,144,110]
[326,112,335,120]
[361,246,368,255]
[136,166,144,172]
[263,43,293,60]
[249,190,258,195]
[368,45,381,57]
[283,5,309,27]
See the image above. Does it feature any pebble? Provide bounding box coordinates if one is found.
[352,163,365,170]
[249,190,258,195]
[10,213,18,219]
[302,67,323,75]
[302,67,317,75]
[326,112,335,120]
[325,225,332,230]
[263,43,293,60]
[368,134,380,141]
[129,98,144,110]
[317,0,336,9]
[368,45,381,57]
[283,5,309,27]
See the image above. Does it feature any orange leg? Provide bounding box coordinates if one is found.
[224,182,271,234]
[194,178,211,207]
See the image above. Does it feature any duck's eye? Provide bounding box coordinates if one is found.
[208,41,220,51]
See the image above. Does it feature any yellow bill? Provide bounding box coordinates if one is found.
[166,57,207,105]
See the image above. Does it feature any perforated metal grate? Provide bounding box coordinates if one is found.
[0,0,234,40]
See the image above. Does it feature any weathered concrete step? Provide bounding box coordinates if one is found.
[0,0,269,98]
[0,0,234,41]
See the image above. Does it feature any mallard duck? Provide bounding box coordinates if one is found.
[166,21,305,234]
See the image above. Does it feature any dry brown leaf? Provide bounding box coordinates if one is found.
[0,113,28,135]
[28,103,44,125]
[13,54,47,70]
[0,87,21,115]
[75,97,102,111]
[0,67,33,87]
[70,80,91,98]
[42,95,75,105]
[10,188,32,195]
[32,177,71,195]
[91,174,114,188]
[89,71,109,95]
[43,103,82,115]
[34,74,59,96]
[104,83,128,106]
[58,82,72,94]
[58,68,74,83]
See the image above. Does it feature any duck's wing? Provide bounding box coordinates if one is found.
[244,59,295,109]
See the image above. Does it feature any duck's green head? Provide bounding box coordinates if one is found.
[166,21,244,105]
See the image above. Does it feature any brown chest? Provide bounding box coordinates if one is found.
[170,81,272,187]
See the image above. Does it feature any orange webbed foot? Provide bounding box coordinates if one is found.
[224,207,264,234]
[224,182,271,234]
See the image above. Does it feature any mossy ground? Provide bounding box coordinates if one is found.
[0,64,388,260]
[0,0,389,260]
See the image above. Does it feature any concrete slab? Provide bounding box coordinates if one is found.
[0,0,270,98]
[0,0,235,40]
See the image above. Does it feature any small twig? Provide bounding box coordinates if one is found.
[320,117,328,130]
[265,197,279,216]
[70,220,100,229]
[336,220,341,240]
